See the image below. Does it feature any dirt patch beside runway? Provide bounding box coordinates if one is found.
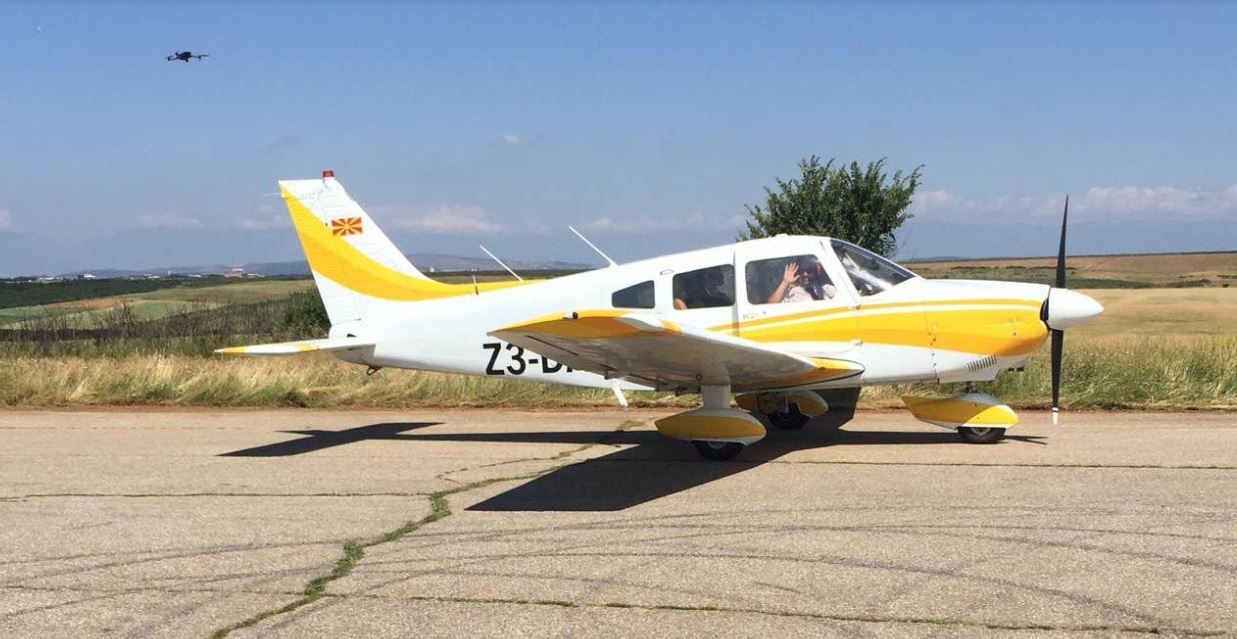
[1,409,1234,637]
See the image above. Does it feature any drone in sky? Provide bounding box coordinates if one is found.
[166,51,208,63]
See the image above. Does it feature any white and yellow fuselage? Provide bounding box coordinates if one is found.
[220,173,1103,455]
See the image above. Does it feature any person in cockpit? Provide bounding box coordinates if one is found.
[767,258,835,304]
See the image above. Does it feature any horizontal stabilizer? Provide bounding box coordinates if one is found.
[214,337,376,357]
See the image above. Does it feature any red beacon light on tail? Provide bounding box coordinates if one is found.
[322,170,335,179]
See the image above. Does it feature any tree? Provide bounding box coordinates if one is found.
[739,156,922,257]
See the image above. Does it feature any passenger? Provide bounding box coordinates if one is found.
[696,269,732,307]
[673,278,689,310]
[676,269,731,309]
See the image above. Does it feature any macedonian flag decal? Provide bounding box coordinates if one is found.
[330,216,363,237]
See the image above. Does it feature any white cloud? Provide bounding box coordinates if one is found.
[135,214,203,230]
[584,213,746,234]
[911,185,1237,221]
[379,204,504,234]
[500,133,527,147]
[0,208,12,231]
[235,204,290,230]
[237,215,290,231]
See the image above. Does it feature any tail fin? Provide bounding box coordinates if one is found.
[279,172,464,328]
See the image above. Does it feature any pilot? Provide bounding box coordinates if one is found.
[768,258,835,304]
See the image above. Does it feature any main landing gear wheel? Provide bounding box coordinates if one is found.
[766,404,810,430]
[958,426,1005,444]
[693,441,745,461]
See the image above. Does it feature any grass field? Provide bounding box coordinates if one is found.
[1,335,1231,409]
[1071,287,1237,339]
[907,250,1237,288]
[0,279,313,328]
[0,253,1233,409]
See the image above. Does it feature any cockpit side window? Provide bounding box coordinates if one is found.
[830,240,916,296]
[745,254,837,305]
[611,280,655,309]
[672,264,735,310]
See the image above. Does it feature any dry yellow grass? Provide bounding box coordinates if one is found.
[908,251,1237,286]
[1071,287,1237,340]
[1,334,1232,410]
[0,354,691,409]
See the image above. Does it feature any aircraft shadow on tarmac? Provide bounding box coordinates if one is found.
[219,422,443,457]
[219,410,1043,511]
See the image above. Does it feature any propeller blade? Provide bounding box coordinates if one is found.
[1051,195,1068,425]
[1056,195,1068,289]
[1051,328,1063,425]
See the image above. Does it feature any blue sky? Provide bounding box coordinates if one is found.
[1,2,1234,275]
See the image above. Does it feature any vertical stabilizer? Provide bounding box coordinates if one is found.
[279,171,456,327]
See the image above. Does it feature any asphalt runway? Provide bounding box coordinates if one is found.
[1,408,1234,638]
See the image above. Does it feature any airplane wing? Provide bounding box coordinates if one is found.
[490,310,863,392]
[214,337,375,357]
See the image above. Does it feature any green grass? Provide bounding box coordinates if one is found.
[0,300,218,328]
[142,279,314,304]
[0,277,303,309]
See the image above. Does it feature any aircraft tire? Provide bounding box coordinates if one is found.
[692,441,745,461]
[958,426,1005,444]
[766,404,810,430]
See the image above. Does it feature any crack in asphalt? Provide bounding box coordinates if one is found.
[206,419,644,639]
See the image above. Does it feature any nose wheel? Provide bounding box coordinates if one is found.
[766,403,809,430]
[692,440,746,461]
[958,426,1005,444]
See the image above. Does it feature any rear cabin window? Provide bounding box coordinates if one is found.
[672,265,735,310]
[745,254,838,305]
[611,281,655,309]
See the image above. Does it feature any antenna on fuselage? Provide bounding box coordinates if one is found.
[478,245,523,281]
[568,226,618,267]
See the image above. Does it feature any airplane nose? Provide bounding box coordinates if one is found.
[1045,288,1104,329]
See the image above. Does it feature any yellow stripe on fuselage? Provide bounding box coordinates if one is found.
[720,299,1046,356]
[283,187,528,302]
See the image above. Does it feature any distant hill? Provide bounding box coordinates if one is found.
[56,254,596,279]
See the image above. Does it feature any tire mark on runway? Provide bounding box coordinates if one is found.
[585,457,1237,470]
[312,591,1229,637]
[0,588,124,621]
[0,491,427,501]
[341,549,1176,629]
[0,541,344,583]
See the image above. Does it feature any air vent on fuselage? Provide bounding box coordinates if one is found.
[964,354,999,373]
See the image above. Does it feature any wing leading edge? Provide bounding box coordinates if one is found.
[490,310,863,392]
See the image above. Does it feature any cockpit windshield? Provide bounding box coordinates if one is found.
[830,239,916,296]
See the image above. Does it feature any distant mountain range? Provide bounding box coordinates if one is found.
[57,253,596,279]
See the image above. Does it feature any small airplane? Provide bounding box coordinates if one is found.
[218,171,1103,460]
[167,51,208,62]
